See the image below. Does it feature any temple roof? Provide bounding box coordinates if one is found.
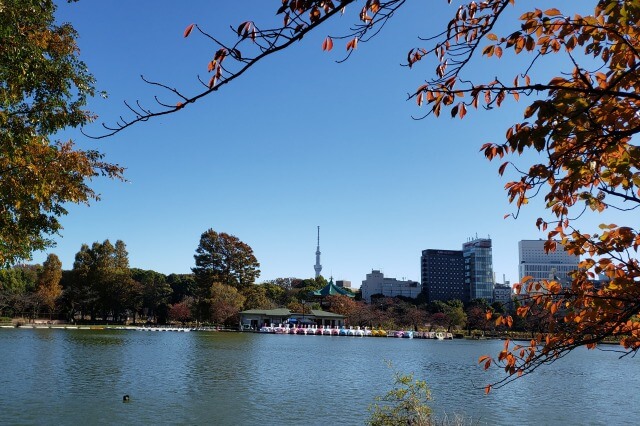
[310,278,355,298]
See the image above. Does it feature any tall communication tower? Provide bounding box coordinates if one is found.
[314,226,322,278]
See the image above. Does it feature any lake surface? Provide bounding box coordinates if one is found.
[1,328,638,425]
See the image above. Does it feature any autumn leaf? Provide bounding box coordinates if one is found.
[322,36,333,51]
[544,8,562,16]
[458,103,467,118]
[183,23,195,38]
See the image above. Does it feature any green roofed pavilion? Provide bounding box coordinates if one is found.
[311,277,355,298]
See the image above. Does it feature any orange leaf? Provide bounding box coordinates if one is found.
[485,384,492,394]
[459,103,467,119]
[544,8,562,16]
[183,23,195,38]
[322,37,334,52]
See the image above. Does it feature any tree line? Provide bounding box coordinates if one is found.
[0,229,328,325]
[1,228,534,334]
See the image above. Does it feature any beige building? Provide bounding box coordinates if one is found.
[360,270,421,303]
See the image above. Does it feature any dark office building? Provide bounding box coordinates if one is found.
[421,249,466,303]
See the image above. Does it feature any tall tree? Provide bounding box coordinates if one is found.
[36,253,62,313]
[68,240,135,322]
[114,240,130,269]
[69,243,97,320]
[0,0,124,266]
[192,229,260,291]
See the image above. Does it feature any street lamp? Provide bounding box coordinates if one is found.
[301,299,306,324]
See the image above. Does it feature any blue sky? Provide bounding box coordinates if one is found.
[33,0,612,287]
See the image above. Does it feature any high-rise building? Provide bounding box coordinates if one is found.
[421,249,466,303]
[463,237,494,301]
[420,237,495,303]
[518,239,580,288]
[314,226,322,278]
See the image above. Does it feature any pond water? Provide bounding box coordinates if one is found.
[1,328,638,425]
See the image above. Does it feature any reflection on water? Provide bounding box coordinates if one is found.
[1,329,639,425]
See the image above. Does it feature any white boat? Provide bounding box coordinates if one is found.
[436,332,445,340]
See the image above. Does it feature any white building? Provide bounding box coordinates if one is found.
[518,240,580,288]
[360,270,421,303]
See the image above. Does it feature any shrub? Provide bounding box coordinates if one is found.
[368,365,432,426]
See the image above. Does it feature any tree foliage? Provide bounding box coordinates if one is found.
[192,229,261,291]
[209,282,245,325]
[68,239,135,321]
[168,296,194,324]
[325,294,358,316]
[0,0,124,265]
[368,364,433,426]
[406,0,640,391]
[36,253,62,311]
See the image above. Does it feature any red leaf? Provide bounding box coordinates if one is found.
[322,37,334,52]
[458,103,467,119]
[183,23,195,38]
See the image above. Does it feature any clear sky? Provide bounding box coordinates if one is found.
[33,0,613,287]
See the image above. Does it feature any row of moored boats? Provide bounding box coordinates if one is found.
[258,325,453,339]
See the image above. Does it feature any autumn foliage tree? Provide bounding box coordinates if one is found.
[36,253,62,314]
[403,0,640,392]
[99,0,639,389]
[0,0,124,266]
[209,282,245,326]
